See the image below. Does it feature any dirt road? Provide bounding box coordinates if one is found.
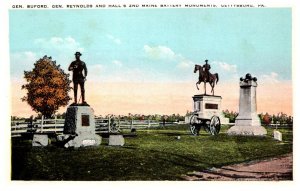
[182,153,293,181]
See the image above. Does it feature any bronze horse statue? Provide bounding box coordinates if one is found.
[194,64,219,95]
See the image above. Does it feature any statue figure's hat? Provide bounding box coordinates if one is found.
[75,52,82,56]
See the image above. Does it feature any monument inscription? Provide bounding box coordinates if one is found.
[205,103,218,110]
[81,114,90,126]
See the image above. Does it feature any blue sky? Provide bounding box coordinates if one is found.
[10,8,291,83]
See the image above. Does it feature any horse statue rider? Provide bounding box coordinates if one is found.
[194,59,219,95]
[203,59,211,82]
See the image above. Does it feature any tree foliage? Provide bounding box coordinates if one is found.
[222,110,238,123]
[22,55,72,118]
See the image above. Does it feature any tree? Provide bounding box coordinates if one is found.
[22,55,72,118]
[262,113,271,125]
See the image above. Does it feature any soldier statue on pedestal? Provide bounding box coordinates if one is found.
[68,52,88,105]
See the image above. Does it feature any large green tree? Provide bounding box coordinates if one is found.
[22,55,72,118]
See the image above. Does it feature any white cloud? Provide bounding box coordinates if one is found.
[177,60,194,69]
[34,36,84,53]
[107,34,121,45]
[144,45,176,61]
[10,51,39,80]
[260,72,280,83]
[32,36,85,72]
[207,61,239,81]
[212,61,237,73]
[112,60,123,67]
[143,45,195,71]
[11,51,37,65]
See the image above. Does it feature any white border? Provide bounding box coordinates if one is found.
[1,0,299,191]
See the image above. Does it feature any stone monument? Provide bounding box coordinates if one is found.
[60,105,102,148]
[57,52,102,147]
[192,60,229,124]
[189,60,230,136]
[227,73,267,136]
[192,94,229,124]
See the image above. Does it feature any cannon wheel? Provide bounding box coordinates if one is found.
[189,114,200,136]
[209,115,221,135]
[109,118,120,133]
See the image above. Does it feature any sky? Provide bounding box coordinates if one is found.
[9,8,292,117]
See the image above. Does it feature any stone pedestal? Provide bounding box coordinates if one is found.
[61,105,102,147]
[228,74,267,136]
[192,94,229,124]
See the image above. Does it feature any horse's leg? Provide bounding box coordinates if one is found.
[211,81,215,95]
[196,81,199,90]
[204,83,206,95]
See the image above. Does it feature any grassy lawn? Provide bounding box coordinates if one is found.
[11,125,293,180]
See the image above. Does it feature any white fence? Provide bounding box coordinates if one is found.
[11,117,164,137]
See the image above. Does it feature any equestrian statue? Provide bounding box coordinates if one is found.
[194,59,219,95]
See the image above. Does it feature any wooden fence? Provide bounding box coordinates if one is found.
[11,116,164,137]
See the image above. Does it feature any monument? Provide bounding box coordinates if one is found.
[194,59,219,95]
[58,52,102,147]
[227,73,267,136]
[189,60,229,136]
[192,94,229,125]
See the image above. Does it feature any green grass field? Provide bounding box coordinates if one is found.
[11,125,293,180]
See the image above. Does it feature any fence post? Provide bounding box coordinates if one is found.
[41,115,44,133]
[54,115,57,131]
[118,116,120,130]
[131,118,133,130]
[108,116,111,133]
[148,119,151,128]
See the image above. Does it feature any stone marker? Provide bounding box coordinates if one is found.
[62,105,102,148]
[273,130,282,141]
[32,134,49,146]
[109,135,125,146]
[227,74,267,136]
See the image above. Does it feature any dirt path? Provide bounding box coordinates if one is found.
[182,153,293,181]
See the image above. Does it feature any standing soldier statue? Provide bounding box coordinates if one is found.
[68,52,88,105]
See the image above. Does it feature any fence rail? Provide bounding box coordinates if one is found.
[11,117,292,137]
[11,117,171,137]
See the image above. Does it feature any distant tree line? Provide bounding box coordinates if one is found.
[258,112,293,126]
[11,111,293,126]
[222,110,293,126]
[95,113,185,122]
[11,113,186,123]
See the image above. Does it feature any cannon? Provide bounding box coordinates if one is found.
[189,112,221,136]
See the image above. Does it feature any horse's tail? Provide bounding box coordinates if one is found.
[215,73,219,84]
